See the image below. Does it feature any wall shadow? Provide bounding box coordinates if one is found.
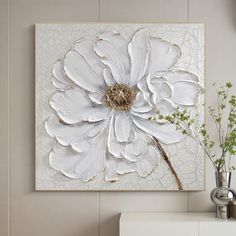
[100,213,120,236]
[229,0,236,29]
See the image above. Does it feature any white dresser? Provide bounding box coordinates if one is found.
[119,212,236,236]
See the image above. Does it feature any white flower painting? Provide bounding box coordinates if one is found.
[36,24,205,191]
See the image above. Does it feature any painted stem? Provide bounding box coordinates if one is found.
[153,137,183,191]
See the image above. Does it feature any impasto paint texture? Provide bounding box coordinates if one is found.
[36,24,204,190]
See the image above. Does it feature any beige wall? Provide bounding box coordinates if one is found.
[0,0,236,235]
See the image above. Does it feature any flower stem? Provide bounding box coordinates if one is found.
[153,137,183,191]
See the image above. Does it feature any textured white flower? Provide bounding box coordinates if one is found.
[45,28,203,183]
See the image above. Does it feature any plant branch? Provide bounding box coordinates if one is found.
[150,82,236,173]
[193,136,217,171]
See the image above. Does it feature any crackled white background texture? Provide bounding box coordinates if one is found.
[36,24,204,191]
[1,0,236,236]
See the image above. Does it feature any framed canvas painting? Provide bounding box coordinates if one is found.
[35,23,205,191]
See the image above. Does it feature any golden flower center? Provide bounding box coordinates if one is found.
[104,84,136,111]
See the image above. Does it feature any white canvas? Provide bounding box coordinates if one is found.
[35,23,205,191]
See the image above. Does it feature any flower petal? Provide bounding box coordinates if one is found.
[156,70,200,84]
[51,79,69,90]
[157,99,177,116]
[64,49,105,92]
[122,138,147,162]
[103,68,116,86]
[132,115,183,144]
[49,141,106,181]
[88,92,104,105]
[107,114,125,158]
[131,109,157,120]
[147,76,173,105]
[136,159,153,177]
[114,112,135,143]
[117,160,136,175]
[145,145,160,165]
[137,77,152,106]
[105,156,138,178]
[131,98,176,122]
[148,70,203,106]
[50,88,110,124]
[136,145,159,177]
[128,29,149,87]
[131,91,152,113]
[148,37,181,75]
[171,80,204,106]
[105,155,118,182]
[73,38,104,75]
[94,31,130,85]
[118,143,159,176]
[45,115,106,153]
[52,60,74,90]
[106,130,160,178]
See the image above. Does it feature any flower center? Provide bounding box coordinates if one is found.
[104,84,136,111]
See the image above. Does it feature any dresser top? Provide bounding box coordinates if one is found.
[120,212,236,223]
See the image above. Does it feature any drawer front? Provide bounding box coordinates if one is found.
[120,222,198,236]
[199,222,236,236]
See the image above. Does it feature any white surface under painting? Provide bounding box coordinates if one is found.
[35,24,205,191]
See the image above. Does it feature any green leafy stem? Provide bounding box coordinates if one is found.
[150,82,236,172]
